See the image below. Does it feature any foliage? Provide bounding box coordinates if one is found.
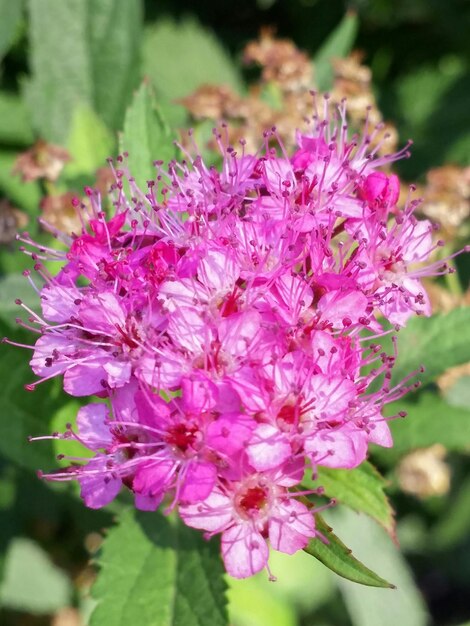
[0,1,469,626]
[91,509,228,626]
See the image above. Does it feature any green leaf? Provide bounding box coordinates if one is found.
[396,62,464,129]
[0,93,34,146]
[50,399,94,465]
[228,548,334,625]
[393,58,470,177]
[332,509,428,626]
[0,537,72,613]
[91,508,228,626]
[64,104,115,178]
[377,393,470,461]
[228,575,297,626]
[87,0,143,133]
[303,462,395,537]
[0,333,60,471]
[314,12,359,91]
[0,151,42,215]
[0,273,41,327]
[443,375,470,409]
[143,16,243,101]
[119,82,176,190]
[0,399,55,473]
[24,0,142,143]
[303,513,394,588]
[0,0,23,63]
[392,308,470,388]
[430,474,470,550]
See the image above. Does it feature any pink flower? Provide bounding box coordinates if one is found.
[359,172,400,211]
[353,213,435,325]
[14,95,467,579]
[180,461,315,578]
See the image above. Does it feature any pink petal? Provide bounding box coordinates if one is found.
[181,375,218,412]
[40,284,80,323]
[64,363,108,396]
[247,424,291,471]
[137,352,184,389]
[215,381,241,413]
[271,456,305,487]
[168,307,207,352]
[199,249,239,292]
[30,335,74,377]
[367,418,393,448]
[76,403,111,449]
[219,310,260,358]
[305,427,367,469]
[207,414,255,457]
[134,492,164,511]
[269,499,315,554]
[222,524,269,578]
[402,220,433,262]
[103,360,132,388]
[159,279,196,311]
[180,461,217,503]
[317,290,368,327]
[79,292,126,334]
[180,489,233,532]
[133,459,175,497]
[134,390,171,429]
[78,457,121,509]
[112,380,139,423]
[362,172,399,208]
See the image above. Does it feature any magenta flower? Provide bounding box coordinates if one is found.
[12,96,466,578]
[180,461,315,578]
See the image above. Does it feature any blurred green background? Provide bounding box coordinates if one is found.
[0,1,469,625]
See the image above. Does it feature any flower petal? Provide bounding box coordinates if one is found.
[221,524,269,579]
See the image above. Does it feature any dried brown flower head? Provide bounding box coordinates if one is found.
[13,140,71,183]
[40,192,82,235]
[244,27,313,93]
[179,32,400,160]
[421,165,470,235]
[397,444,451,498]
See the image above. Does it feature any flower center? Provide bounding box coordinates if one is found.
[236,485,268,519]
[165,423,198,453]
[277,403,296,424]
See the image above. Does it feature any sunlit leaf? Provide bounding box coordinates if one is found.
[379,393,470,461]
[0,93,34,146]
[91,508,228,626]
[0,152,41,215]
[0,537,72,613]
[430,475,470,550]
[393,58,470,177]
[228,575,296,626]
[64,104,115,178]
[392,308,470,388]
[303,514,394,588]
[143,16,243,101]
[314,12,359,91]
[304,462,395,537]
[0,0,23,63]
[24,0,142,143]
[0,273,40,327]
[119,81,176,189]
[331,509,428,626]
[228,547,334,625]
[0,334,59,471]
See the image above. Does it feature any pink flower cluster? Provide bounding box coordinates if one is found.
[13,101,455,578]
